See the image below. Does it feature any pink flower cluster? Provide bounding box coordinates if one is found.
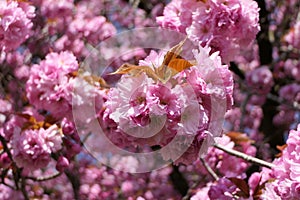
[102,45,233,164]
[191,177,240,200]
[25,0,116,59]
[12,124,62,172]
[108,0,159,28]
[272,124,300,198]
[0,1,35,52]
[78,163,180,200]
[1,0,293,199]
[273,83,300,127]
[246,66,274,95]
[157,0,260,62]
[26,51,78,120]
[257,124,300,199]
[57,3,116,48]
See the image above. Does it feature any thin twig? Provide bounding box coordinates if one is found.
[0,135,13,162]
[200,157,219,181]
[25,172,61,182]
[1,168,15,190]
[80,132,92,145]
[214,143,275,169]
[130,0,140,9]
[0,134,20,190]
[267,93,300,110]
[65,169,80,200]
[1,181,15,190]
[20,177,29,200]
[182,158,219,200]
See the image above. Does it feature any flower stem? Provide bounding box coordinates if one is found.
[213,143,275,169]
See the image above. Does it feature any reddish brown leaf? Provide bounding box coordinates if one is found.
[226,131,254,144]
[228,177,250,198]
[276,144,287,151]
[276,144,287,157]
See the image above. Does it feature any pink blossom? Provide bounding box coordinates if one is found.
[78,162,179,199]
[71,75,107,125]
[40,0,74,19]
[26,51,79,119]
[206,134,255,177]
[284,20,300,49]
[44,124,62,152]
[261,181,282,200]
[0,99,12,123]
[273,84,300,127]
[108,0,156,28]
[191,184,211,200]
[0,152,11,169]
[283,59,300,81]
[191,45,233,108]
[107,73,156,136]
[246,66,274,94]
[12,124,62,171]
[279,83,300,103]
[273,110,296,127]
[157,0,260,62]
[156,0,187,32]
[56,156,69,172]
[61,117,75,135]
[68,15,116,46]
[121,180,135,195]
[260,124,300,198]
[0,182,23,200]
[2,114,28,140]
[0,1,35,51]
[104,44,233,164]
[208,177,237,199]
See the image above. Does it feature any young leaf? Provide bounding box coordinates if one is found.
[109,63,163,82]
[156,37,191,82]
[168,58,193,75]
[110,38,194,83]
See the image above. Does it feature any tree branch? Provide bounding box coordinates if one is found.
[0,134,21,190]
[21,177,29,200]
[213,143,275,169]
[25,172,61,182]
[200,157,219,181]
[65,169,80,200]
